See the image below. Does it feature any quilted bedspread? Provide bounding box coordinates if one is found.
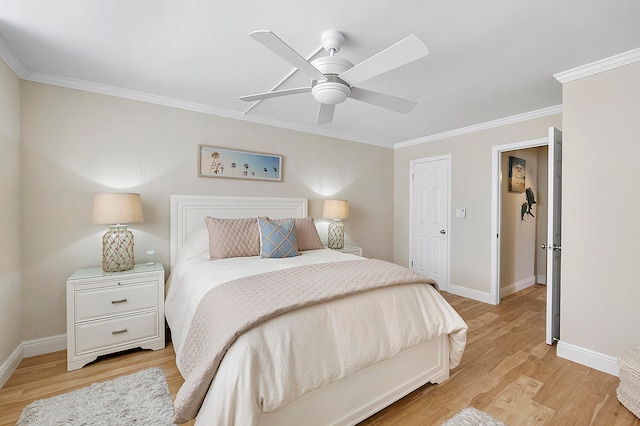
[173,258,441,423]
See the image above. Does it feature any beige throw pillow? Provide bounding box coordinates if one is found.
[272,217,324,251]
[204,217,260,260]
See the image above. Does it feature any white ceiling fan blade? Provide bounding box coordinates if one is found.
[249,30,326,81]
[239,87,311,102]
[349,87,417,113]
[339,34,429,86]
[317,103,335,125]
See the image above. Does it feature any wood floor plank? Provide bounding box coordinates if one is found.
[502,399,555,425]
[1,284,638,425]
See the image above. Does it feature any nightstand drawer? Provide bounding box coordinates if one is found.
[75,281,158,322]
[75,311,159,355]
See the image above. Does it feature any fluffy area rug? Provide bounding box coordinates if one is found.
[17,367,175,426]
[442,407,507,426]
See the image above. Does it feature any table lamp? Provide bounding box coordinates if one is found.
[322,199,349,249]
[92,193,143,272]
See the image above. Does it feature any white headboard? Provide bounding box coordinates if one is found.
[170,195,308,268]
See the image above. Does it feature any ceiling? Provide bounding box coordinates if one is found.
[1,1,639,148]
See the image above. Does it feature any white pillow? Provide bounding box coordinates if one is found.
[178,228,210,262]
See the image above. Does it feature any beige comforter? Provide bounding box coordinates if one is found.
[173,258,442,423]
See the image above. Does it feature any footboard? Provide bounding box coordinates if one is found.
[258,334,449,426]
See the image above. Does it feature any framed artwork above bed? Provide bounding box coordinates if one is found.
[198,145,283,182]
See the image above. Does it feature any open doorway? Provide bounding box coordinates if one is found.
[490,137,548,305]
[491,128,562,345]
[498,146,548,299]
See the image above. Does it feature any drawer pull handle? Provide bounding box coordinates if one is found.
[112,329,128,335]
[111,299,127,304]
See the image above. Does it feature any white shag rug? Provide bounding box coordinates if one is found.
[17,367,175,426]
[442,407,507,426]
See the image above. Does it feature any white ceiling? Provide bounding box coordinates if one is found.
[1,0,639,148]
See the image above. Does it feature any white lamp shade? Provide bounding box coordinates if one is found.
[92,193,143,225]
[322,199,349,220]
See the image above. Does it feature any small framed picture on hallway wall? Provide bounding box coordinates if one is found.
[508,156,525,193]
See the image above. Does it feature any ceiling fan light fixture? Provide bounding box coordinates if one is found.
[312,81,351,105]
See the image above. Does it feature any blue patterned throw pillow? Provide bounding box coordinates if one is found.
[258,217,300,258]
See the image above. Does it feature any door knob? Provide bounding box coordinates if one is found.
[440,230,446,234]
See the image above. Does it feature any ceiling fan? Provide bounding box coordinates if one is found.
[239,30,429,125]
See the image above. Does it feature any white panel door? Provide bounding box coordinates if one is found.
[545,127,562,345]
[410,157,450,290]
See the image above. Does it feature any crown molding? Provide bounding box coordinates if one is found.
[394,105,563,149]
[554,47,640,83]
[0,34,26,77]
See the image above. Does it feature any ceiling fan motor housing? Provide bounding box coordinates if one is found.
[311,56,354,104]
[312,56,354,76]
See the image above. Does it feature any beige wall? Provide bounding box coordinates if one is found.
[20,81,394,341]
[0,59,22,367]
[560,61,640,357]
[393,114,562,295]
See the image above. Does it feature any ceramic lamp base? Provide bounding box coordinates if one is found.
[327,220,345,249]
[102,226,135,272]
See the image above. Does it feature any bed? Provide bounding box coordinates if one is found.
[165,195,467,425]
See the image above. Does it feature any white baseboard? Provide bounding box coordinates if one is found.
[500,276,536,298]
[0,344,24,389]
[557,341,619,377]
[536,275,546,285]
[22,334,67,358]
[448,283,492,304]
[0,334,67,389]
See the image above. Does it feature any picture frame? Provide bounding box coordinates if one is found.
[198,145,283,182]
[508,156,526,193]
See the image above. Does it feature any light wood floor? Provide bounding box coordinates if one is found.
[1,285,638,425]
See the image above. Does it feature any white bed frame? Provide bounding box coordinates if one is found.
[169,195,451,425]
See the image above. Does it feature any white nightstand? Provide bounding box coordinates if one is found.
[329,246,363,256]
[66,263,165,371]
